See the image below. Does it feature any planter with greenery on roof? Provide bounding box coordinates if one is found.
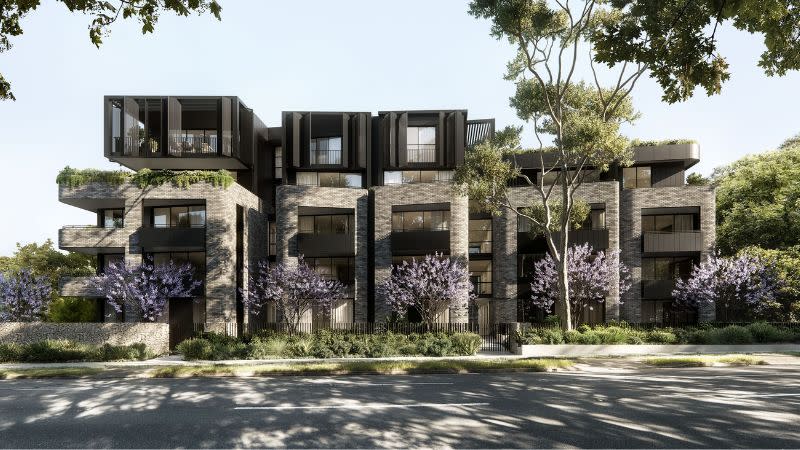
[56,167,234,189]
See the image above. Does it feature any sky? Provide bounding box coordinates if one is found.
[0,0,799,256]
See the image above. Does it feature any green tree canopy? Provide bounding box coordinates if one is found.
[713,141,800,255]
[0,0,221,100]
[593,1,800,103]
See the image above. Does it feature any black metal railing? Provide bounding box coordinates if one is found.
[310,149,342,165]
[406,145,437,163]
[169,134,218,157]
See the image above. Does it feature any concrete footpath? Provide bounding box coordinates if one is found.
[2,352,799,373]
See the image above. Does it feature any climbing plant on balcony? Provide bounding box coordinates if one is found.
[55,167,131,187]
[131,169,234,189]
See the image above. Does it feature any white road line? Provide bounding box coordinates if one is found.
[234,402,489,411]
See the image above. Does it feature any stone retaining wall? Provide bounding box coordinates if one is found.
[514,343,800,357]
[0,323,169,355]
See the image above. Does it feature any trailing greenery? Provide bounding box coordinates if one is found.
[56,167,131,187]
[516,323,800,346]
[151,358,573,378]
[130,168,234,189]
[0,340,154,363]
[176,330,484,361]
[56,166,234,189]
[630,138,697,147]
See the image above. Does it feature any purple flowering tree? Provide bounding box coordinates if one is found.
[242,257,345,331]
[528,244,631,328]
[673,253,781,320]
[92,258,201,322]
[0,270,53,322]
[376,253,474,327]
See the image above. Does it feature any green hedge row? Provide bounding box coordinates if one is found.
[516,323,800,345]
[0,340,154,363]
[176,331,483,361]
[55,167,234,189]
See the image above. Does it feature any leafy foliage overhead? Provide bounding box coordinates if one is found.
[0,0,221,100]
[593,1,800,103]
[712,142,800,254]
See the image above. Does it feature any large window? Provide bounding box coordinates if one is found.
[98,253,124,274]
[299,215,353,235]
[580,209,606,230]
[623,166,652,189]
[101,209,124,228]
[642,214,696,232]
[392,210,450,232]
[469,260,492,296]
[152,205,206,228]
[148,251,206,294]
[384,170,452,185]
[268,222,277,256]
[274,147,282,179]
[296,172,362,188]
[469,219,492,254]
[537,169,600,185]
[310,137,342,165]
[518,253,546,278]
[641,257,694,280]
[307,257,355,321]
[406,126,437,162]
[177,129,217,155]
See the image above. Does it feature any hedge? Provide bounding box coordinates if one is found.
[56,167,234,189]
[0,340,154,362]
[176,330,483,360]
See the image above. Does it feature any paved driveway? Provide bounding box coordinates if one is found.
[1,366,798,448]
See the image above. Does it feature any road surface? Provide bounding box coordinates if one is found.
[1,366,798,448]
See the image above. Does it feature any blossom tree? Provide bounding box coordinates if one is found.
[242,257,345,331]
[673,254,781,321]
[92,258,201,322]
[0,270,52,322]
[528,244,631,328]
[377,253,474,327]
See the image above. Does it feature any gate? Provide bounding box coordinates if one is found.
[480,323,514,353]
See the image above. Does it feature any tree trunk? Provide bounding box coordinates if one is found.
[558,180,573,331]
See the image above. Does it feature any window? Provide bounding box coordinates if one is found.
[310,137,342,164]
[307,257,355,300]
[110,99,123,155]
[102,209,124,228]
[178,129,217,155]
[518,216,534,233]
[469,260,492,296]
[296,172,362,188]
[623,166,652,189]
[642,214,697,232]
[469,219,492,254]
[580,208,606,230]
[391,210,450,232]
[641,257,694,280]
[99,254,124,273]
[274,147,282,179]
[537,169,600,185]
[518,253,546,278]
[151,205,205,228]
[383,170,452,185]
[268,222,276,256]
[298,215,353,235]
[147,251,206,294]
[406,126,436,162]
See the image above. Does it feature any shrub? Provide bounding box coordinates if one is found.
[176,338,214,360]
[450,333,482,355]
[645,329,678,344]
[47,298,99,323]
[0,340,153,362]
[247,336,290,359]
[517,327,564,345]
[131,168,234,189]
[56,167,130,187]
[746,322,792,343]
[706,326,754,345]
[286,335,314,358]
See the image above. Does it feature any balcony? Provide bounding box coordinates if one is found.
[518,228,610,252]
[59,226,126,254]
[643,231,704,253]
[59,276,101,297]
[642,279,677,299]
[139,227,205,252]
[391,230,449,256]
[297,233,355,257]
[406,145,437,164]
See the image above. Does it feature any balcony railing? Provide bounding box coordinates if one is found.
[59,226,126,251]
[643,230,704,253]
[169,134,218,157]
[297,232,355,257]
[518,228,610,252]
[139,226,205,252]
[391,230,449,255]
[59,276,101,297]
[310,149,342,165]
[407,144,437,163]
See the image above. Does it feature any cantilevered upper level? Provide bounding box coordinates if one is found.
[104,96,267,171]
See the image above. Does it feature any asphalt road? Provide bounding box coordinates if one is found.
[1,366,799,448]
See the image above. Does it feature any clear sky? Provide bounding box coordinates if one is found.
[1,0,799,256]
